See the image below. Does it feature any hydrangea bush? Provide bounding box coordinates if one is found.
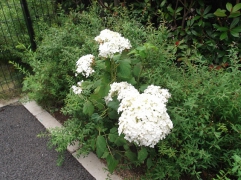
[66,29,173,172]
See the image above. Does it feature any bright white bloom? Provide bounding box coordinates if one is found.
[72,80,83,95]
[94,29,121,44]
[144,85,171,104]
[76,54,95,77]
[94,29,132,58]
[104,82,139,103]
[105,82,173,148]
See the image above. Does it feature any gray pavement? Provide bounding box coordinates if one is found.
[0,103,96,180]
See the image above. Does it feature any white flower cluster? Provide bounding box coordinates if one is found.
[94,29,132,58]
[105,82,173,148]
[72,80,83,95]
[76,54,95,77]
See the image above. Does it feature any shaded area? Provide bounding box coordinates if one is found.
[0,103,95,180]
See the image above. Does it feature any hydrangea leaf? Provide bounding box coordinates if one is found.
[96,135,107,158]
[117,60,131,79]
[147,158,153,169]
[107,98,119,110]
[83,101,94,116]
[108,133,118,143]
[106,155,118,173]
[107,109,119,119]
[114,136,127,146]
[133,62,143,77]
[101,151,109,159]
[138,147,148,162]
[110,127,118,133]
[125,150,137,161]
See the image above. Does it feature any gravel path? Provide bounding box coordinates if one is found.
[0,104,95,180]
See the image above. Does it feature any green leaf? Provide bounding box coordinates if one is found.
[126,77,137,85]
[138,147,148,162]
[114,134,127,146]
[139,84,149,92]
[226,2,233,12]
[112,54,122,62]
[230,26,241,37]
[95,60,106,70]
[107,98,119,110]
[117,60,131,79]
[229,11,241,18]
[191,30,198,36]
[167,5,174,14]
[176,7,183,13]
[204,13,214,19]
[91,113,103,122]
[214,9,227,17]
[133,62,143,77]
[220,32,228,40]
[232,26,241,32]
[230,18,240,29]
[233,3,241,12]
[94,83,110,98]
[83,101,94,116]
[147,158,153,169]
[125,150,137,161]
[108,133,118,143]
[101,151,109,158]
[105,60,111,72]
[106,155,118,173]
[204,6,212,15]
[110,127,118,133]
[96,135,107,158]
[214,132,221,139]
[217,27,229,32]
[198,20,203,26]
[108,109,119,119]
[160,0,166,7]
[193,15,201,21]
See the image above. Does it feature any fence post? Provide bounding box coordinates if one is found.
[20,0,36,50]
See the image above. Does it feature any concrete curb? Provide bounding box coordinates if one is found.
[2,99,122,180]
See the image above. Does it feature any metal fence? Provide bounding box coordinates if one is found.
[0,0,56,98]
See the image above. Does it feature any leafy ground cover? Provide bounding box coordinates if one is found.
[12,2,241,180]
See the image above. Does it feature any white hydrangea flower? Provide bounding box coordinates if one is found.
[105,82,173,148]
[76,54,95,77]
[94,29,132,58]
[94,29,121,44]
[104,82,139,103]
[72,80,83,95]
[144,85,171,104]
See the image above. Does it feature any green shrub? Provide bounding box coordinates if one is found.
[0,0,56,62]
[16,11,100,108]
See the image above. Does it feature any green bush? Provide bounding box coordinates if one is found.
[0,0,56,62]
[15,10,100,108]
[125,0,241,65]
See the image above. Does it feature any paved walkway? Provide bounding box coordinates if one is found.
[0,99,121,180]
